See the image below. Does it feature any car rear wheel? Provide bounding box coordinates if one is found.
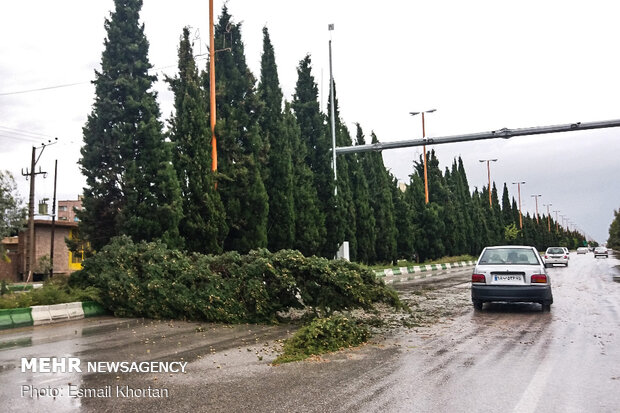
[542,303,551,312]
[473,300,483,311]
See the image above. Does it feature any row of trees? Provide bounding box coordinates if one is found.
[608,210,620,249]
[77,1,585,264]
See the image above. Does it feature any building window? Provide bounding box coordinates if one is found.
[71,251,83,264]
[59,206,68,212]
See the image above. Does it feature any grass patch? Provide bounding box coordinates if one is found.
[273,315,370,364]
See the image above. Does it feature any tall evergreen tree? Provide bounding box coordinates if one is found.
[365,132,397,264]
[257,27,295,252]
[79,0,182,251]
[167,27,227,254]
[392,176,415,261]
[351,124,376,263]
[607,209,620,249]
[206,7,269,253]
[292,55,336,257]
[286,103,324,256]
[328,81,356,260]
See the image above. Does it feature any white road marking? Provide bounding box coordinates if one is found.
[512,355,555,413]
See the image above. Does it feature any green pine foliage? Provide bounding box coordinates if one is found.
[292,55,338,257]
[207,7,269,253]
[167,27,227,254]
[273,315,370,364]
[607,209,620,249]
[70,236,402,323]
[351,125,377,263]
[258,27,295,252]
[329,81,356,260]
[79,0,182,251]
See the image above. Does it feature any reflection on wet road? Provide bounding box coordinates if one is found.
[1,253,619,412]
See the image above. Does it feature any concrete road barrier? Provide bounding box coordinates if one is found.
[31,302,87,325]
[376,261,475,279]
[0,308,34,330]
[31,305,52,325]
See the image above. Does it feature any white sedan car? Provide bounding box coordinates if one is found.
[544,247,569,267]
[471,245,553,311]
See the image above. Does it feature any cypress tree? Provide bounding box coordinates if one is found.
[328,81,356,260]
[292,55,334,256]
[287,103,324,256]
[351,124,376,263]
[167,27,227,254]
[447,159,468,255]
[392,176,415,261]
[79,0,182,251]
[207,7,269,253]
[471,189,491,255]
[365,132,397,264]
[257,27,295,251]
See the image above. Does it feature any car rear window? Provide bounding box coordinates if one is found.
[478,248,540,265]
[547,247,564,254]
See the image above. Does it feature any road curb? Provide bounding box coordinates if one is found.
[376,261,475,284]
[0,301,108,330]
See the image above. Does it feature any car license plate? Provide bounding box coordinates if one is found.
[551,256,561,259]
[494,275,522,282]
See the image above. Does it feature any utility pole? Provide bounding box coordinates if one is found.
[21,139,57,282]
[553,210,560,232]
[49,160,58,279]
[479,159,498,207]
[531,194,542,223]
[512,181,526,229]
[544,203,552,232]
[209,0,217,174]
[410,109,436,204]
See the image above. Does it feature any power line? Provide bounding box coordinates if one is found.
[0,125,55,138]
[0,56,209,97]
[0,133,41,143]
[0,82,88,96]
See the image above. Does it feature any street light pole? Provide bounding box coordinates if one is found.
[328,24,337,195]
[531,194,542,223]
[410,109,436,204]
[544,203,552,232]
[512,181,526,229]
[479,159,498,207]
[553,210,560,231]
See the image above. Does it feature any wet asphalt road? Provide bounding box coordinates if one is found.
[1,253,619,412]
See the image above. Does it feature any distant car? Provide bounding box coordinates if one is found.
[471,245,553,311]
[594,246,608,258]
[544,247,569,267]
[562,247,570,258]
[577,247,588,254]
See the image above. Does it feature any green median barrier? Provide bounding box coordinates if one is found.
[0,308,34,330]
[10,308,33,328]
[0,309,13,330]
[81,301,110,317]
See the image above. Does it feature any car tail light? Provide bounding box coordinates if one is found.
[472,274,486,283]
[531,274,547,283]
[544,255,548,259]
[563,255,567,259]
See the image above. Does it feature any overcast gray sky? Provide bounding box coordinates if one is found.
[1,0,618,243]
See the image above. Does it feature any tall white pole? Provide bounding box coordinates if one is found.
[328,24,337,195]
